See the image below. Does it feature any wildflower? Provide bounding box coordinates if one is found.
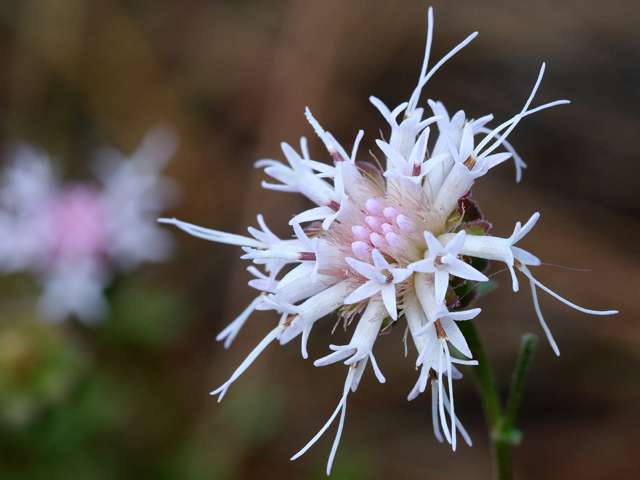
[0,127,177,322]
[160,7,617,474]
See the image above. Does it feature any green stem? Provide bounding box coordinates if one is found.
[457,323,538,480]
[457,321,501,426]
[502,334,538,434]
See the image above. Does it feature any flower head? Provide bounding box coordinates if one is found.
[161,7,617,474]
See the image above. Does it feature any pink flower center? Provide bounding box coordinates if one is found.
[36,186,108,260]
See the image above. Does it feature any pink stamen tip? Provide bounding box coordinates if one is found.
[385,232,400,246]
[396,214,413,231]
[383,207,398,220]
[365,216,381,231]
[365,198,384,215]
[351,241,371,260]
[351,225,370,241]
[370,232,386,248]
[381,223,394,235]
[298,252,317,261]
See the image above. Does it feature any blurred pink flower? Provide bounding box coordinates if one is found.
[0,127,178,323]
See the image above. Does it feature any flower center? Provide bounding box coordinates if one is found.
[375,269,394,284]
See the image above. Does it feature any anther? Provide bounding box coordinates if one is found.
[463,155,477,170]
[434,319,447,339]
[327,200,341,212]
[283,313,300,327]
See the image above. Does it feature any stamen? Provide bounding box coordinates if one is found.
[444,342,456,451]
[414,31,478,105]
[406,6,434,116]
[158,217,265,248]
[240,248,312,262]
[518,264,618,356]
[291,365,357,474]
[211,322,287,401]
[350,130,364,163]
[216,295,264,348]
[437,344,453,444]
[442,387,472,447]
[431,380,444,443]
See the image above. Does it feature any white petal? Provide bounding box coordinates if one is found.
[391,268,412,284]
[512,246,541,266]
[408,258,436,273]
[371,249,390,270]
[344,280,383,305]
[380,285,398,320]
[458,124,475,160]
[424,231,444,256]
[444,258,488,282]
[434,269,450,304]
[289,206,331,226]
[345,256,378,280]
[440,317,472,358]
[443,230,466,256]
[158,218,265,248]
[448,308,481,321]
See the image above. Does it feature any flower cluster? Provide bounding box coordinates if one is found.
[0,127,177,323]
[161,8,617,475]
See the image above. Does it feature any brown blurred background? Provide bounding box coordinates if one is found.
[0,0,638,479]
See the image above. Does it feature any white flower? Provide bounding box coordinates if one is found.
[344,249,411,320]
[408,298,481,450]
[160,7,617,474]
[0,128,177,323]
[438,212,541,292]
[315,297,388,384]
[408,230,488,304]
